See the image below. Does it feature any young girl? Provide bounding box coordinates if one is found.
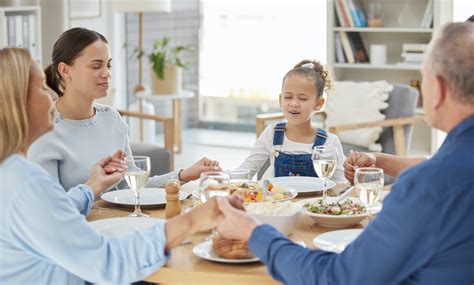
[239,60,346,182]
[28,27,219,191]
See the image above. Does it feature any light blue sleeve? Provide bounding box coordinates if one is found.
[249,173,439,284]
[66,184,95,216]
[7,174,169,284]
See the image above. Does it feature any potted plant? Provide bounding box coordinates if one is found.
[146,37,193,95]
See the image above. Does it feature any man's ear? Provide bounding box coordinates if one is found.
[433,75,447,109]
[278,94,282,107]
[314,97,325,111]
[57,62,69,81]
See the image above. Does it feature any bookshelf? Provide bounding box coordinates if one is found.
[327,0,453,156]
[0,6,42,65]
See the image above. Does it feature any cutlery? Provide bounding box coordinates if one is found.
[335,186,355,203]
[262,179,270,198]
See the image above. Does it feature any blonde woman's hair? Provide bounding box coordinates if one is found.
[0,48,32,162]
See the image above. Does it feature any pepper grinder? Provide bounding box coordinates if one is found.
[165,178,181,219]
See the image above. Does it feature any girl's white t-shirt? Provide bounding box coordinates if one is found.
[239,124,347,182]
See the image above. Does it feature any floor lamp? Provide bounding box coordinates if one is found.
[113,0,171,141]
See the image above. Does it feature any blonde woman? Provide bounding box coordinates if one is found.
[0,47,236,284]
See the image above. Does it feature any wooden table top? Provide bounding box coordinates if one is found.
[88,182,388,285]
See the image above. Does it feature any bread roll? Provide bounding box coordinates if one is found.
[212,235,254,259]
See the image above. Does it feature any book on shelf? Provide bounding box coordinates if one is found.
[338,0,355,27]
[4,14,39,58]
[402,44,428,53]
[335,32,346,63]
[7,16,15,46]
[420,0,434,28]
[338,31,355,64]
[347,0,368,27]
[334,0,348,27]
[401,53,424,64]
[347,32,369,62]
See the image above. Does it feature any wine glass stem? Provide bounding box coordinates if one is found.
[134,191,141,213]
[323,178,328,202]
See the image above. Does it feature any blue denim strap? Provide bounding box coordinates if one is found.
[273,122,286,146]
[313,128,328,147]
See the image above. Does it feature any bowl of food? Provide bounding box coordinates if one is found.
[192,182,297,204]
[245,201,302,236]
[296,197,379,228]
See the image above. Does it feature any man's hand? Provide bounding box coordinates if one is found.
[179,157,220,182]
[215,195,260,241]
[343,151,376,184]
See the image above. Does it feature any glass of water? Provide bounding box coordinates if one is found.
[199,171,231,204]
[124,156,151,217]
[355,167,384,217]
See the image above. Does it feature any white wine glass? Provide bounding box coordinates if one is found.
[312,145,338,202]
[355,167,384,219]
[124,156,151,217]
[226,168,250,185]
[199,171,230,240]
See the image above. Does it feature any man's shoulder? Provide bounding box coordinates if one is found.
[397,151,473,197]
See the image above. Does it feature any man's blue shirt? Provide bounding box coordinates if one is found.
[249,115,474,284]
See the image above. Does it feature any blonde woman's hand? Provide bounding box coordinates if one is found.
[343,151,376,184]
[104,149,126,174]
[86,156,124,197]
[179,157,220,182]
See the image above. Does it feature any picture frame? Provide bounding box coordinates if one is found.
[69,0,101,19]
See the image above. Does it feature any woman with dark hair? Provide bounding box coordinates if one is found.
[29,27,218,191]
[0,47,236,284]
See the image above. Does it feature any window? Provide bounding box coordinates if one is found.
[199,0,327,127]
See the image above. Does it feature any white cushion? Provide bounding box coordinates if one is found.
[324,81,392,152]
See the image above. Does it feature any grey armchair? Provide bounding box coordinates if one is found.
[329,84,424,157]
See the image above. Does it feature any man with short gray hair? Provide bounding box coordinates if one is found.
[215,21,474,284]
[344,19,474,182]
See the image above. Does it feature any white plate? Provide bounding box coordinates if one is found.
[101,188,188,206]
[267,177,336,195]
[89,217,161,237]
[313,229,363,253]
[193,240,260,264]
[296,197,382,228]
[191,186,298,203]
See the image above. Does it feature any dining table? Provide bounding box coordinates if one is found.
[87,181,391,285]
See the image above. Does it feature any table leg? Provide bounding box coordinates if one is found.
[172,99,181,153]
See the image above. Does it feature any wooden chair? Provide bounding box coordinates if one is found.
[117,110,175,172]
